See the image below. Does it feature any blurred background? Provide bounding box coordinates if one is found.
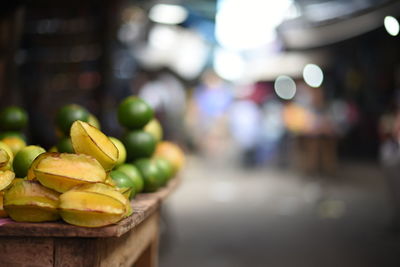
[1,0,400,266]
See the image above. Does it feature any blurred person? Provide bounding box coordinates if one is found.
[228,99,262,166]
[258,99,286,166]
[137,69,187,142]
[288,84,339,176]
[187,70,233,160]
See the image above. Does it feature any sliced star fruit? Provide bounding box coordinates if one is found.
[4,180,60,222]
[70,120,118,171]
[0,170,15,191]
[59,183,128,227]
[34,152,106,193]
[0,149,10,168]
[27,152,48,180]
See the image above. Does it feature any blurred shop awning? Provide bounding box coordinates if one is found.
[242,50,329,82]
[278,0,400,49]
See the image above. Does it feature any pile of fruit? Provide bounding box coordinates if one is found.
[0,96,185,227]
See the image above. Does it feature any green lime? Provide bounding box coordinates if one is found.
[144,118,163,142]
[109,170,136,199]
[134,158,163,193]
[56,104,89,135]
[109,137,126,167]
[116,163,144,193]
[56,137,74,153]
[122,130,156,161]
[118,96,154,129]
[88,113,101,129]
[0,106,28,131]
[154,157,173,185]
[13,145,46,178]
[0,131,27,141]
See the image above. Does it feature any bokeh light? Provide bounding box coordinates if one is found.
[214,48,245,81]
[274,75,296,100]
[215,0,294,50]
[384,16,399,36]
[303,63,324,87]
[149,4,188,25]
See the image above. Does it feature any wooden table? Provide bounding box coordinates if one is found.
[0,177,181,267]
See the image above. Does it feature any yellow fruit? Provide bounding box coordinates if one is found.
[88,113,101,129]
[59,183,127,227]
[70,182,132,218]
[34,152,107,193]
[4,180,60,222]
[27,152,48,180]
[0,149,10,168]
[78,182,132,218]
[109,137,126,167]
[118,187,132,200]
[0,161,12,172]
[124,200,133,218]
[70,120,118,171]
[11,178,24,186]
[103,175,117,187]
[144,118,163,142]
[0,192,7,217]
[1,137,26,156]
[154,141,185,174]
[0,141,13,171]
[70,183,128,205]
[0,170,14,191]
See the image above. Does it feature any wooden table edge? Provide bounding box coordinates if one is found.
[0,176,181,238]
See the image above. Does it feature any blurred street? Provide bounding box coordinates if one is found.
[160,156,400,267]
[1,1,400,266]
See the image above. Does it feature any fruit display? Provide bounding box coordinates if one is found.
[1,137,26,156]
[122,130,156,161]
[55,104,90,135]
[144,118,163,142]
[71,120,119,171]
[0,106,28,131]
[34,152,107,193]
[0,97,185,228]
[56,137,74,153]
[109,137,127,167]
[118,96,154,129]
[59,183,130,227]
[109,170,136,199]
[4,180,60,222]
[13,146,46,178]
[154,141,186,175]
[0,170,15,191]
[116,163,144,193]
[134,158,165,192]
